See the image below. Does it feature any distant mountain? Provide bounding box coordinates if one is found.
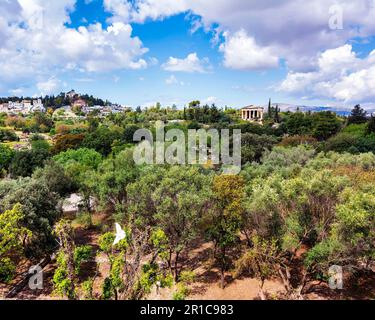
[263,103,375,117]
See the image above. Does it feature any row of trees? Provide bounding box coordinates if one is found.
[3,144,369,298]
[0,102,374,299]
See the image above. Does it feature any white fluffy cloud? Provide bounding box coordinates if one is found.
[162,53,210,73]
[37,77,63,95]
[279,45,375,102]
[165,75,184,85]
[219,30,279,70]
[105,0,375,68]
[0,0,148,94]
[102,0,375,103]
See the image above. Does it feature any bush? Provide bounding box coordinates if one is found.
[0,257,16,283]
[0,144,15,173]
[341,124,367,137]
[9,149,50,178]
[53,148,102,170]
[32,139,50,152]
[279,135,317,147]
[74,245,92,274]
[74,212,93,230]
[173,284,189,300]
[0,129,19,142]
[241,133,279,164]
[52,134,85,154]
[82,126,121,156]
[80,278,94,300]
[179,270,196,284]
[324,133,359,153]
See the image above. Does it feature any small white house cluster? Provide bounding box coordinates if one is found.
[0,99,46,115]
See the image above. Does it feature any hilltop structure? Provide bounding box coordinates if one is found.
[241,105,264,124]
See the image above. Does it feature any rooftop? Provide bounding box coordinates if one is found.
[242,105,264,110]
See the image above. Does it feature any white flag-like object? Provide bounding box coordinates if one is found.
[113,223,126,245]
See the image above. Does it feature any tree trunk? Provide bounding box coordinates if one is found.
[167,250,173,276]
[258,280,266,300]
[174,251,180,282]
[220,247,226,289]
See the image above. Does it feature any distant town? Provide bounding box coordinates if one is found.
[0,90,129,118]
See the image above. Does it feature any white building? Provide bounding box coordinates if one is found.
[5,99,45,114]
[29,99,46,113]
[22,100,32,109]
[241,105,264,124]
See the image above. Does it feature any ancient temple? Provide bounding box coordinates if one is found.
[241,106,264,123]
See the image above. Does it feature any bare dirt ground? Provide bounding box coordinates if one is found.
[2,213,374,300]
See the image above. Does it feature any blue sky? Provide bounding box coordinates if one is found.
[1,0,375,109]
[65,1,288,108]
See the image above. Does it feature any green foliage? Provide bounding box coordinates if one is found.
[9,148,50,178]
[137,263,173,295]
[0,144,15,173]
[348,105,367,125]
[184,102,226,124]
[32,160,74,197]
[324,133,359,153]
[74,245,92,274]
[109,254,125,294]
[98,232,116,254]
[234,236,279,283]
[207,175,245,288]
[31,139,50,152]
[82,126,121,156]
[279,135,317,147]
[53,147,102,170]
[173,284,189,300]
[311,112,341,140]
[335,188,375,251]
[93,149,139,215]
[152,166,212,280]
[241,133,279,164]
[285,112,313,135]
[0,178,61,257]
[342,124,367,137]
[80,278,94,300]
[122,124,141,144]
[53,251,76,299]
[367,116,375,134]
[74,212,93,229]
[179,270,196,284]
[102,277,113,300]
[284,111,341,140]
[0,129,19,142]
[304,239,341,271]
[0,204,31,282]
[325,132,375,154]
[0,258,16,283]
[52,134,85,154]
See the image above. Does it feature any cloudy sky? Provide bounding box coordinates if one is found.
[1,0,375,108]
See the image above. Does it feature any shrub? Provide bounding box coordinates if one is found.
[80,278,94,300]
[324,133,359,153]
[0,129,19,142]
[342,124,367,137]
[0,257,16,283]
[173,284,189,300]
[52,134,85,154]
[279,135,317,147]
